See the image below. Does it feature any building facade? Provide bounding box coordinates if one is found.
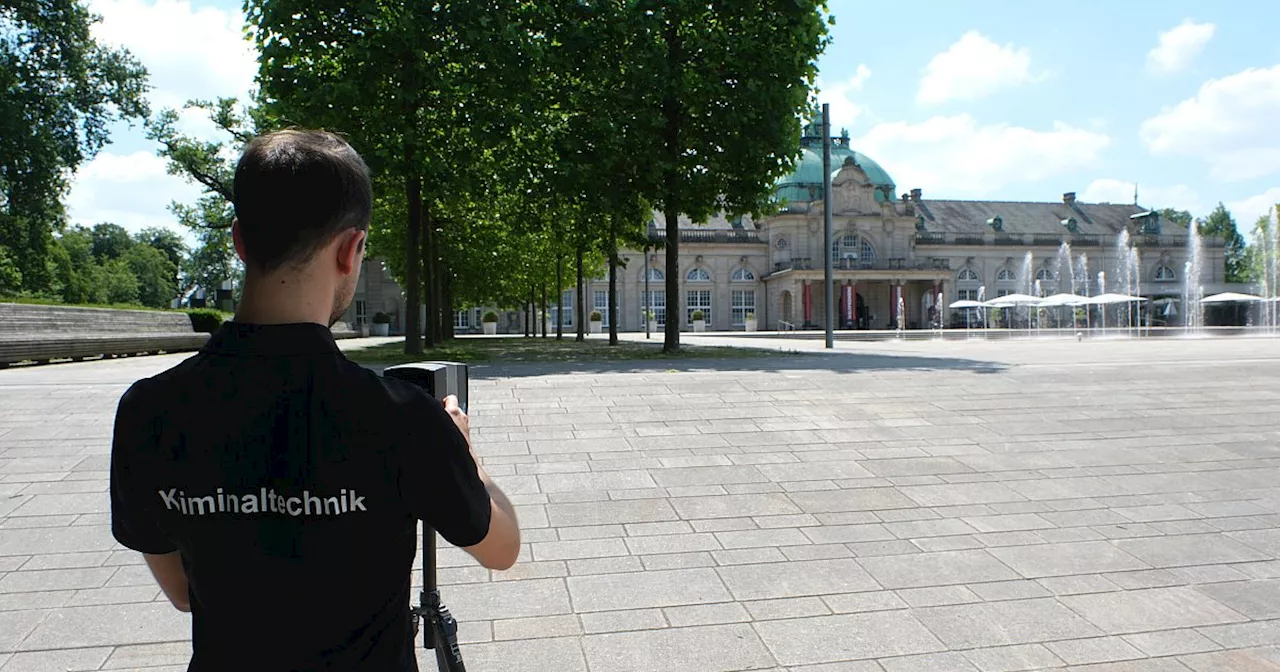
[342,125,1228,335]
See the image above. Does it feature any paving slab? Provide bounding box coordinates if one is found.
[6,335,1280,668]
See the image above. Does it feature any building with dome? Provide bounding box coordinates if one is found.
[341,122,1230,334]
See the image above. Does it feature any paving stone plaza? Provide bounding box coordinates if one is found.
[3,334,1280,671]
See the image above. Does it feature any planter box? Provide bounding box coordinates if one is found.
[648,320,657,333]
[744,319,757,332]
[693,320,705,332]
[360,324,370,337]
[589,320,603,334]
[371,323,389,337]
[483,322,498,335]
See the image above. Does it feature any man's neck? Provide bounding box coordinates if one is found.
[234,272,333,326]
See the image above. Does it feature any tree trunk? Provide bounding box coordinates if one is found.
[421,204,435,349]
[541,283,548,338]
[661,12,682,353]
[555,254,564,340]
[575,240,586,342]
[608,214,619,346]
[442,263,454,340]
[404,168,423,355]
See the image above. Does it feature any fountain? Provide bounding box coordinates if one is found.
[1021,251,1034,329]
[1184,221,1204,333]
[1116,229,1132,333]
[1132,247,1142,336]
[1079,253,1090,329]
[1098,271,1107,333]
[1262,210,1279,333]
[896,293,906,334]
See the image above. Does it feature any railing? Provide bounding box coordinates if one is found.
[773,257,951,273]
[778,320,796,331]
[647,229,764,244]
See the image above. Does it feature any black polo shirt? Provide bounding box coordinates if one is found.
[109,322,492,672]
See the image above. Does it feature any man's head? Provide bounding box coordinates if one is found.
[231,129,372,326]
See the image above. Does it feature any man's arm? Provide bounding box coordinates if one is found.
[143,552,191,612]
[443,396,521,570]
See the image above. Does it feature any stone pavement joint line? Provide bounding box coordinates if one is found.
[3,336,1280,670]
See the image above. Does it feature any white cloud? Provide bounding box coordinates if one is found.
[916,32,1040,105]
[1146,20,1215,74]
[87,0,257,137]
[65,151,203,238]
[853,115,1110,196]
[815,66,871,131]
[1139,64,1280,182]
[1082,179,1202,213]
[1228,187,1280,229]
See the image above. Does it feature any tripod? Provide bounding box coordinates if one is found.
[410,526,466,671]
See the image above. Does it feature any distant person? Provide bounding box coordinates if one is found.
[109,129,520,671]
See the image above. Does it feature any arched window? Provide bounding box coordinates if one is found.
[731,268,755,282]
[647,268,664,281]
[1035,269,1054,281]
[997,268,1016,281]
[1155,265,1176,281]
[958,268,979,282]
[686,268,711,282]
[831,234,876,263]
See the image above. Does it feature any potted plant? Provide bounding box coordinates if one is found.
[371,311,391,336]
[645,309,657,332]
[482,310,499,334]
[589,310,603,333]
[744,311,757,332]
[691,309,706,332]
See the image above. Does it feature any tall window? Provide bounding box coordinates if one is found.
[687,290,711,324]
[549,290,573,327]
[1155,265,1176,281]
[355,300,367,326]
[831,234,875,265]
[996,268,1015,281]
[593,290,609,326]
[641,290,665,325]
[732,268,755,282]
[957,289,979,301]
[687,268,711,282]
[958,268,979,282]
[996,289,1012,297]
[454,309,472,330]
[732,290,755,326]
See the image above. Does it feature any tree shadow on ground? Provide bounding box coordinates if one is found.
[361,349,1007,379]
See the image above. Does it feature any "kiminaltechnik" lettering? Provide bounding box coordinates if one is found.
[158,487,367,517]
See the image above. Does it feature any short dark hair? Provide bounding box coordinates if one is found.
[232,129,372,272]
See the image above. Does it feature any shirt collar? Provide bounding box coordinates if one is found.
[202,321,342,356]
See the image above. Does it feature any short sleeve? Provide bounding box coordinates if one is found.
[393,389,492,548]
[110,381,177,555]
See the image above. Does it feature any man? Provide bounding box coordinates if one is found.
[109,129,520,671]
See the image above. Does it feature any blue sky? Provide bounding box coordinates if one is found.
[69,0,1280,242]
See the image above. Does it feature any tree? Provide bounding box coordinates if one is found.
[629,2,832,351]
[1200,203,1249,284]
[123,244,178,308]
[1,0,149,293]
[1158,208,1193,231]
[0,247,22,294]
[100,258,139,305]
[134,227,187,270]
[90,222,133,261]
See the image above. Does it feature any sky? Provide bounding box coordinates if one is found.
[67,0,1280,244]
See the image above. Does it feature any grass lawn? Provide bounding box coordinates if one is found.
[345,336,793,366]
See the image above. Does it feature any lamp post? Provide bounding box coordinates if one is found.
[644,247,651,340]
[822,103,834,349]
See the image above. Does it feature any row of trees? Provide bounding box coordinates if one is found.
[1158,203,1278,285]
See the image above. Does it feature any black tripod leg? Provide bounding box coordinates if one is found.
[428,591,465,672]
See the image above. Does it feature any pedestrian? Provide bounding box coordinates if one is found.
[109,129,520,671]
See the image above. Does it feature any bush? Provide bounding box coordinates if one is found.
[691,310,705,321]
[482,311,499,323]
[589,310,603,321]
[745,312,755,320]
[186,309,227,333]
[372,311,391,324]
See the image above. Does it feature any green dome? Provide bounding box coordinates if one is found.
[775,142,896,205]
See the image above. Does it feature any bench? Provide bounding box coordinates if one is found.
[0,303,210,366]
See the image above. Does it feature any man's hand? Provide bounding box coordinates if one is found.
[441,395,521,570]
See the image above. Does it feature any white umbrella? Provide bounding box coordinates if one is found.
[983,293,1042,307]
[1039,293,1087,307]
[949,299,985,309]
[1081,293,1148,305]
[1200,292,1266,303]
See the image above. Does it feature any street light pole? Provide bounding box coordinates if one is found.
[823,103,835,349]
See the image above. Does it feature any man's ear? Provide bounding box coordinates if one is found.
[231,219,249,263]
[336,228,366,275]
